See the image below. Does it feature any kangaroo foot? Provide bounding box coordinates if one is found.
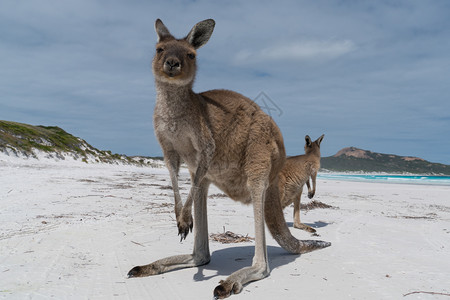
[213,280,243,299]
[177,213,193,241]
[294,222,316,233]
[127,263,160,278]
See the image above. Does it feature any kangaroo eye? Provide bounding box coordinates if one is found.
[187,53,196,59]
[156,48,164,53]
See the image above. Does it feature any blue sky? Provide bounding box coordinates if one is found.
[1,0,450,164]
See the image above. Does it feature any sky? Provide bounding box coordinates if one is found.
[1,0,450,164]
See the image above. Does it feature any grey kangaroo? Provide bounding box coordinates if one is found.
[127,19,331,299]
[279,134,324,233]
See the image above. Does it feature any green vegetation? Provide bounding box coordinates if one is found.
[321,148,450,175]
[0,121,85,155]
[0,120,161,166]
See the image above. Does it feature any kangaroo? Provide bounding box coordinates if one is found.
[279,134,324,233]
[127,19,331,299]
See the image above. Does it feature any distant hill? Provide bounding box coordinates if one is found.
[0,120,161,166]
[321,147,450,175]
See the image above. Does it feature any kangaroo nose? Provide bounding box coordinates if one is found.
[165,58,181,70]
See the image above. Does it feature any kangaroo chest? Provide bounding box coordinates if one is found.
[153,97,204,167]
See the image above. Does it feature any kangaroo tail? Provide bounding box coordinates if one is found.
[264,182,331,254]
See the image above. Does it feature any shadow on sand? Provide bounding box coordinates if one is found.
[193,245,300,282]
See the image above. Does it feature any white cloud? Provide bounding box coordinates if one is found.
[235,39,356,63]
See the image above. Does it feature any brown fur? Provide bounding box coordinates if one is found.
[127,19,331,299]
[279,134,324,233]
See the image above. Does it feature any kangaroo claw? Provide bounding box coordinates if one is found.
[179,232,187,242]
[177,214,193,241]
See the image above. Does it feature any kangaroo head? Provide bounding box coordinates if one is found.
[152,19,215,86]
[304,134,325,156]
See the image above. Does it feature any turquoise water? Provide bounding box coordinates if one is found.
[318,174,450,186]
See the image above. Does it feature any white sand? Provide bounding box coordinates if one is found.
[1,157,449,299]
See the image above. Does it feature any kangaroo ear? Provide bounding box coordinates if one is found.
[305,135,312,147]
[185,19,215,49]
[317,134,325,146]
[155,19,173,42]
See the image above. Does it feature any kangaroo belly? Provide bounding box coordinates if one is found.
[206,159,252,204]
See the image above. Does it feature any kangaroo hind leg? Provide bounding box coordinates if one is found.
[128,179,211,277]
[214,162,271,298]
[293,189,316,233]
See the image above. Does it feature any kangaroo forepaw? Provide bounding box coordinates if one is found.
[308,191,315,199]
[177,215,193,241]
[213,280,243,299]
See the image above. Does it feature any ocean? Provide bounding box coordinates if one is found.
[318,173,450,186]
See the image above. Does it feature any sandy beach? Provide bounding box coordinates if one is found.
[1,157,449,299]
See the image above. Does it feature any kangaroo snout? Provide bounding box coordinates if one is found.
[164,57,181,77]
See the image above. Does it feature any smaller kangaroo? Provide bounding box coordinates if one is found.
[279,134,324,233]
